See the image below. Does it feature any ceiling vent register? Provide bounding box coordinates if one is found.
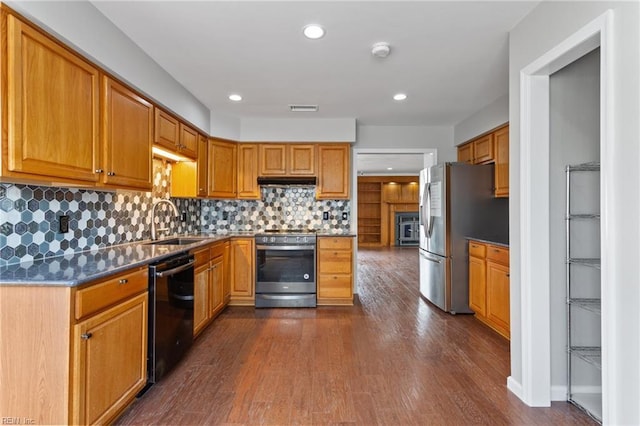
[289,104,319,112]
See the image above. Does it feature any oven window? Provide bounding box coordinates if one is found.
[257,249,315,283]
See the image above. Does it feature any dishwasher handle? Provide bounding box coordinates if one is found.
[155,259,195,278]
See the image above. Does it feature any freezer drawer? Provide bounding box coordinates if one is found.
[419,249,447,312]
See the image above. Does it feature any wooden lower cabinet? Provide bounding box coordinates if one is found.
[229,237,255,305]
[72,292,148,425]
[0,267,148,425]
[317,236,354,305]
[468,240,510,339]
[193,241,229,337]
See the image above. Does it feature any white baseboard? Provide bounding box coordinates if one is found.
[507,376,525,402]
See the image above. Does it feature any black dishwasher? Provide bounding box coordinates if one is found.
[147,253,195,387]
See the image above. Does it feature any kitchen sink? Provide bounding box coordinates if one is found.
[145,237,208,246]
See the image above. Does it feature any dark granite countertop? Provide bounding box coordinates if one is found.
[466,237,509,248]
[0,233,241,287]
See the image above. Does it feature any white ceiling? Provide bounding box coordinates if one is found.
[91,1,537,127]
[356,153,425,176]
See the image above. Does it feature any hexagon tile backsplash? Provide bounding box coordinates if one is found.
[0,161,350,266]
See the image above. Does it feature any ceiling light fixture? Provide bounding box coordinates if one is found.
[393,93,407,101]
[303,24,325,40]
[229,94,242,102]
[387,167,393,170]
[371,42,391,58]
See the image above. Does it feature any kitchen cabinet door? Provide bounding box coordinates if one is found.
[288,144,315,175]
[197,134,209,197]
[468,255,486,317]
[473,134,494,164]
[154,108,180,152]
[209,255,225,318]
[72,292,147,425]
[179,123,198,159]
[208,138,237,198]
[317,144,350,199]
[223,242,231,304]
[3,14,100,184]
[259,144,287,176]
[317,236,354,305]
[486,260,510,339]
[237,143,261,199]
[101,77,153,190]
[457,143,474,164]
[193,262,210,336]
[229,238,255,305]
[494,125,509,198]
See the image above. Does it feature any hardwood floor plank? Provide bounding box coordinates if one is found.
[115,247,596,426]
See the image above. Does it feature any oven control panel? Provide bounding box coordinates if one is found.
[255,234,316,245]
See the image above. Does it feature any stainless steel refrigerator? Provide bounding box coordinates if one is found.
[419,163,508,314]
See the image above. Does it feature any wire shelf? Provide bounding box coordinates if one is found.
[568,298,601,315]
[569,346,602,370]
[568,258,601,269]
[566,162,600,172]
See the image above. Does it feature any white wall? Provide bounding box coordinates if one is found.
[240,118,356,142]
[549,48,601,393]
[355,125,455,162]
[210,111,241,141]
[510,2,639,423]
[453,94,509,145]
[6,0,211,132]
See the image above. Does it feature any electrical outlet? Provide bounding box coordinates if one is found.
[180,212,187,222]
[222,211,229,220]
[323,211,329,220]
[59,215,70,233]
[342,212,349,221]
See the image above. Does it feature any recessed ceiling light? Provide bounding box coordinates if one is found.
[229,94,242,102]
[393,93,407,101]
[303,24,325,40]
[387,167,393,170]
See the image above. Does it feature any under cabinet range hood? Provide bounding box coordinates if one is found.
[257,176,317,187]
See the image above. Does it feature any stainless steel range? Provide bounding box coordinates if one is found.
[255,230,316,308]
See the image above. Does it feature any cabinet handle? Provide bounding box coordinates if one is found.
[493,249,500,253]
[471,244,478,248]
[118,278,128,285]
[81,332,93,340]
[506,273,510,277]
[107,172,116,176]
[95,169,104,173]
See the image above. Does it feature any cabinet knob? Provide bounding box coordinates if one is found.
[107,172,116,176]
[95,169,104,173]
[506,273,510,278]
[81,332,93,340]
[118,278,128,285]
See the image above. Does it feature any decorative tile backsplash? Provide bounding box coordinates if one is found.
[0,162,350,266]
[201,187,350,232]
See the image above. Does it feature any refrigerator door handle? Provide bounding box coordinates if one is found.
[419,251,442,263]
[425,183,434,238]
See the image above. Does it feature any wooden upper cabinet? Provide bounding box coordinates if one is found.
[101,76,153,190]
[317,144,350,199]
[208,138,237,198]
[259,144,287,176]
[457,143,474,164]
[154,108,180,152]
[197,134,208,197]
[179,123,198,159]
[494,126,509,198]
[258,143,315,176]
[473,134,494,164]
[237,144,260,199]
[3,13,100,183]
[288,144,315,175]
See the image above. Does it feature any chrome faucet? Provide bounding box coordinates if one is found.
[150,199,179,240]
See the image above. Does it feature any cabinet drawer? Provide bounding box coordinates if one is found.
[468,241,486,258]
[210,242,225,260]
[318,237,353,250]
[193,247,210,266]
[75,268,148,320]
[487,245,509,265]
[318,251,352,274]
[318,274,352,298]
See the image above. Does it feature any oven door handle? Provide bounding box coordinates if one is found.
[155,259,195,278]
[256,245,315,251]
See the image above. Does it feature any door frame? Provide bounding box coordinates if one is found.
[514,9,612,415]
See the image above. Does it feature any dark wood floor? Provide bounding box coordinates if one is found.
[117,246,594,425]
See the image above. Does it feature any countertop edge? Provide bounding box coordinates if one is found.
[466,237,509,248]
